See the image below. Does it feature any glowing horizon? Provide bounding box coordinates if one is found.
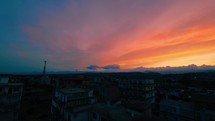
[0,0,215,72]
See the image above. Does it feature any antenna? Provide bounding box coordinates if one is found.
[43,61,47,75]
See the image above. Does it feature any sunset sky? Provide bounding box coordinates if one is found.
[1,0,215,73]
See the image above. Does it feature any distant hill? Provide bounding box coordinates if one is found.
[132,64,215,74]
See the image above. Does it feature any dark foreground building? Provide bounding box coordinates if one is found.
[0,77,23,121]
[51,88,96,121]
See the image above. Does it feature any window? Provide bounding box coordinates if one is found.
[93,113,97,119]
[68,114,71,121]
[74,113,78,118]
[101,117,107,121]
[8,88,12,94]
[174,107,177,113]
[164,114,167,119]
[14,88,19,92]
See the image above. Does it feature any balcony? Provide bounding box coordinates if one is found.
[0,93,21,103]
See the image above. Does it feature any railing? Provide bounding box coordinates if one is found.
[52,96,65,106]
[0,93,21,103]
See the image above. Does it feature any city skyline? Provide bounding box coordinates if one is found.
[1,0,215,73]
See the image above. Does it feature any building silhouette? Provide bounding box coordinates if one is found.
[0,77,23,121]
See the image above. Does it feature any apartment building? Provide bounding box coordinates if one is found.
[51,88,96,121]
[0,77,23,121]
[118,78,155,117]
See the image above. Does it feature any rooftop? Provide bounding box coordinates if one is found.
[59,88,90,95]
[93,103,132,121]
[160,99,194,109]
[66,105,92,113]
[0,83,24,86]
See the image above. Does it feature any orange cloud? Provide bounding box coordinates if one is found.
[108,24,215,69]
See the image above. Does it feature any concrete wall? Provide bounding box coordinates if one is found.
[65,111,89,121]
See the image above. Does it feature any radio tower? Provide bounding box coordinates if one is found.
[43,61,47,75]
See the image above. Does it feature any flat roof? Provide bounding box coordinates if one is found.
[160,99,194,109]
[92,103,132,121]
[59,88,90,95]
[66,105,92,113]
